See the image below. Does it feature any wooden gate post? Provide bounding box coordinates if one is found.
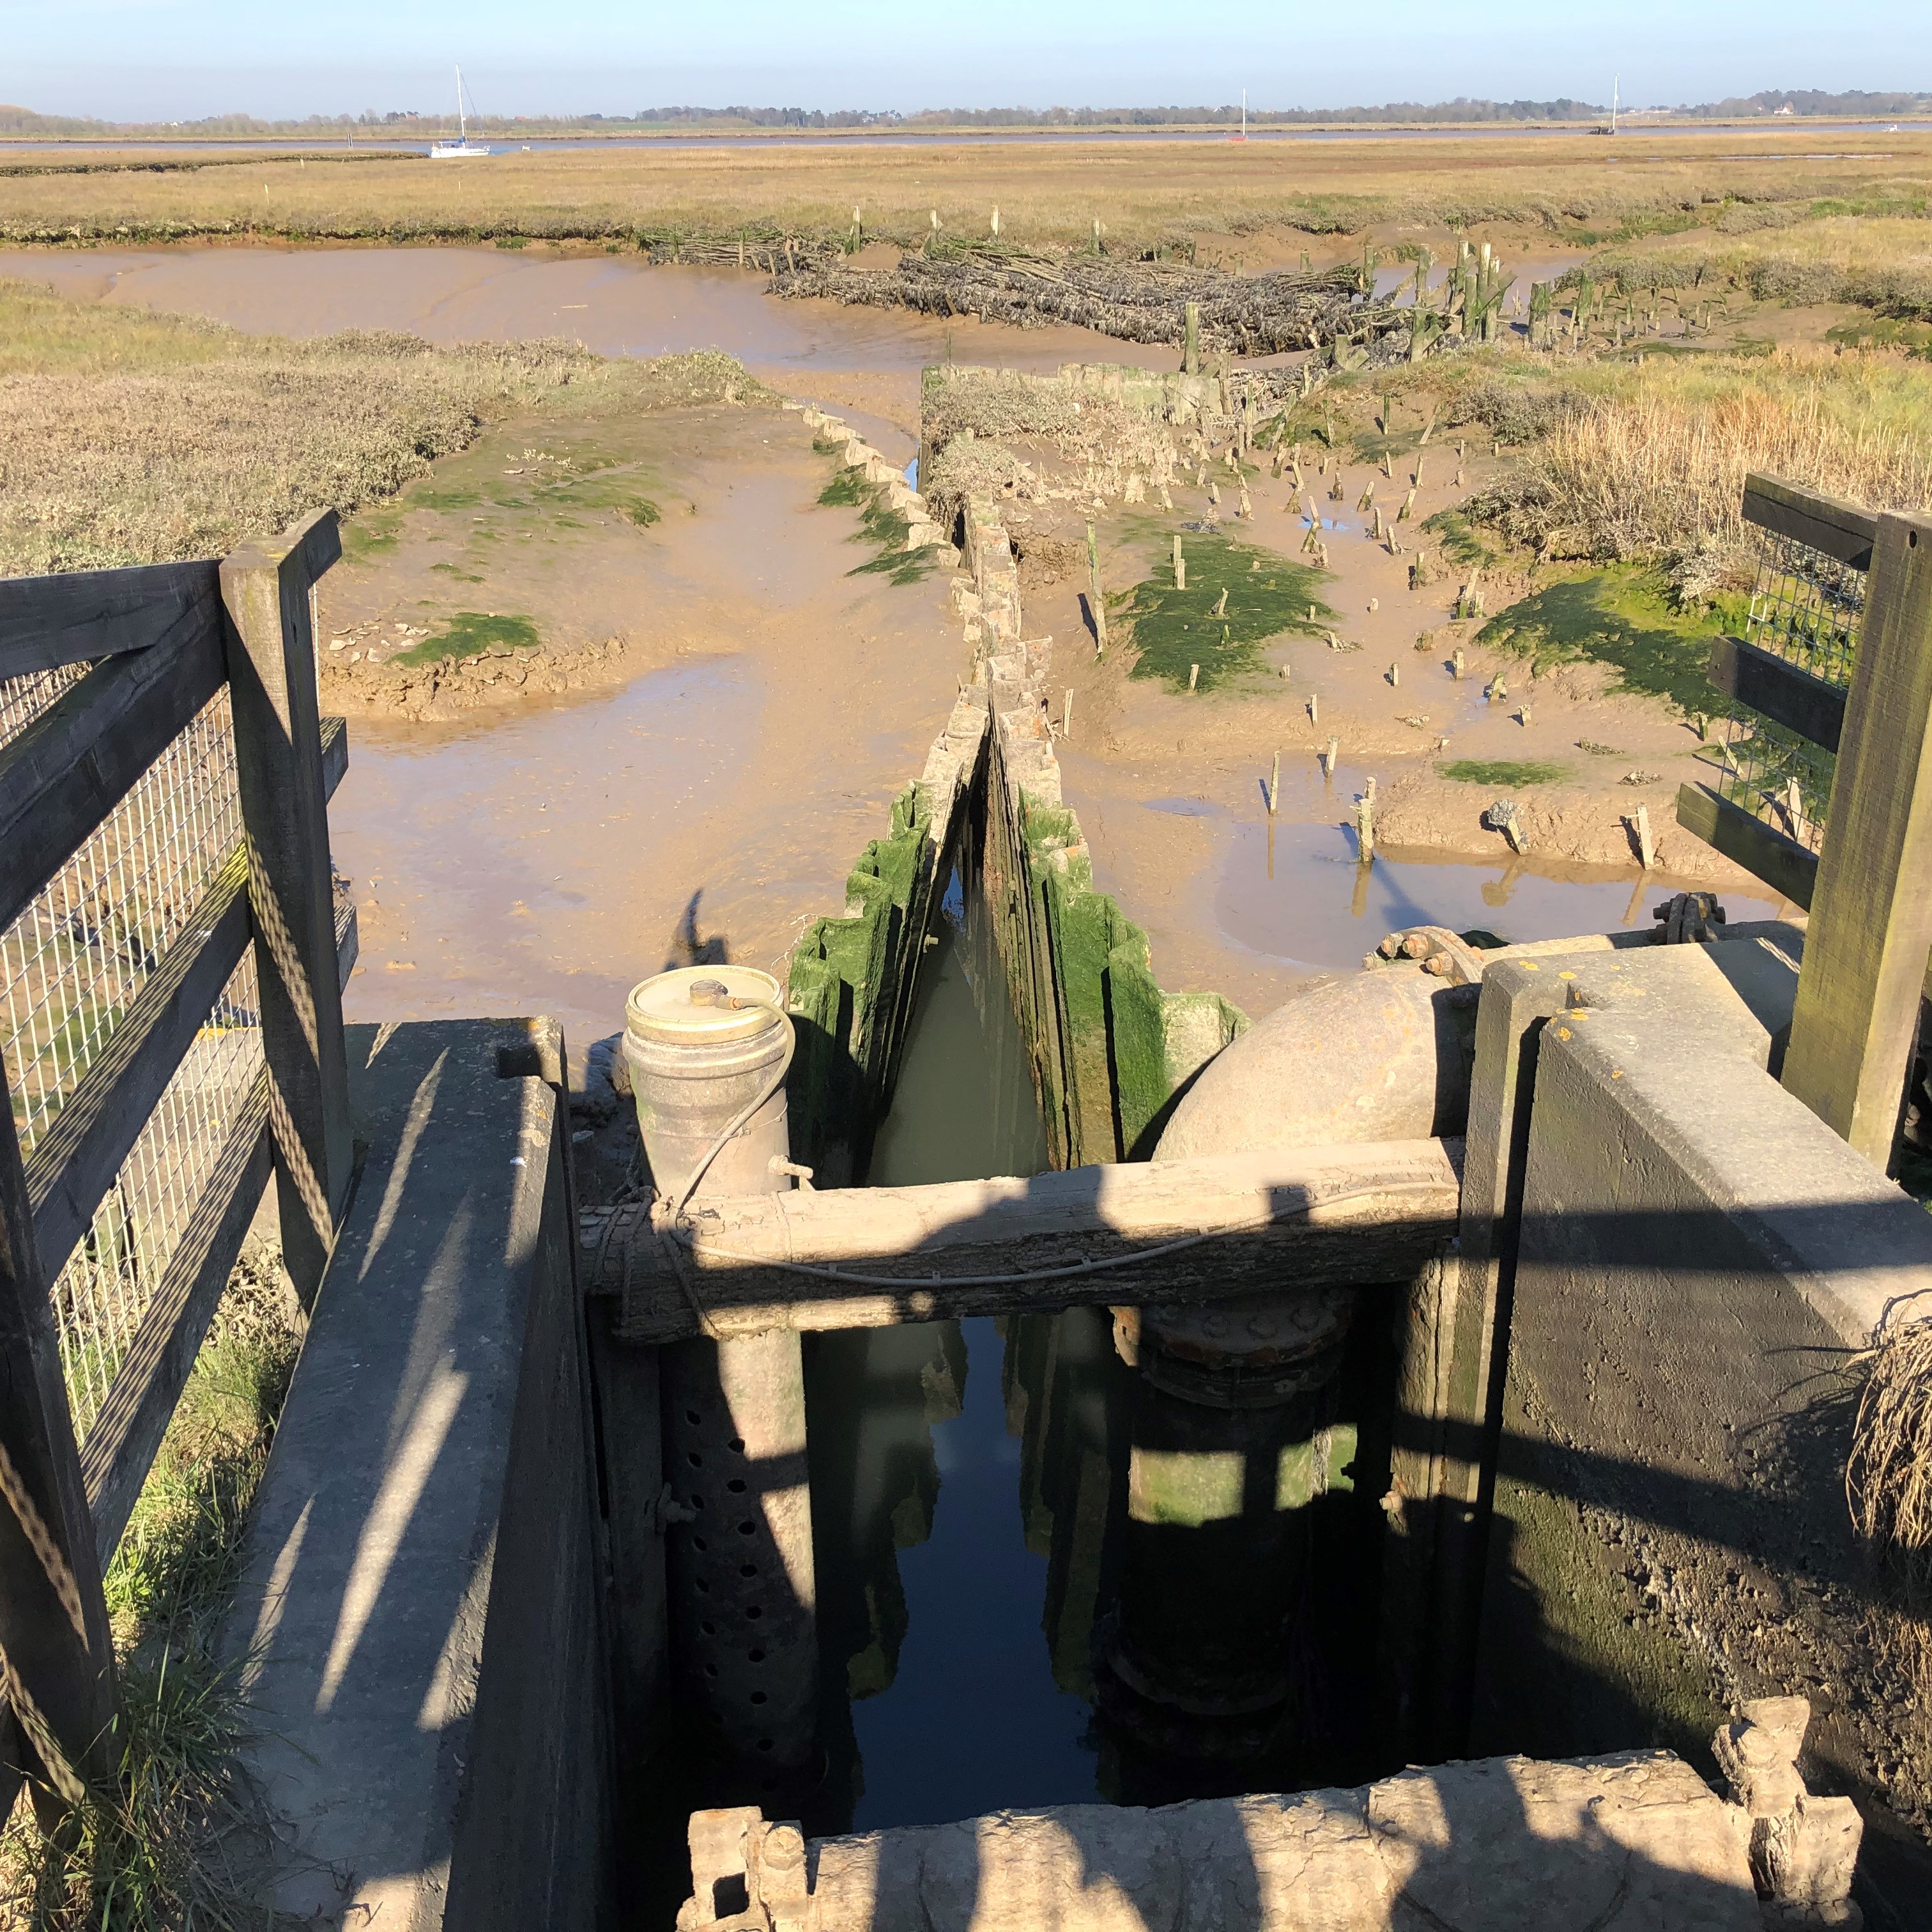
[0,1067,116,1814]
[1782,509,1932,1169]
[220,510,353,1305]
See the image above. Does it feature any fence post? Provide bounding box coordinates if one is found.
[1782,509,1932,1168]
[220,510,352,1305]
[0,1064,116,1812]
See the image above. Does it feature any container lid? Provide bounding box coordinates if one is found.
[625,965,786,1045]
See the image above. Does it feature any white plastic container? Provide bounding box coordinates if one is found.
[621,965,792,1205]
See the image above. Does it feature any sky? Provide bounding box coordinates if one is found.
[4,0,1930,123]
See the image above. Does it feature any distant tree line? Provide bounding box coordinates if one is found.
[1669,88,1931,116]
[3,89,1928,141]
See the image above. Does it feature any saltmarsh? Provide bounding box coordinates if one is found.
[5,130,1932,259]
[0,277,760,575]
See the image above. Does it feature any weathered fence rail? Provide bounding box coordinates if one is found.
[0,511,353,1814]
[1676,473,1932,1168]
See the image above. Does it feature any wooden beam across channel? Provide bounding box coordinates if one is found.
[581,1138,1464,1343]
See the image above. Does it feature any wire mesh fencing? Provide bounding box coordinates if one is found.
[1,666,263,1444]
[1700,524,1867,859]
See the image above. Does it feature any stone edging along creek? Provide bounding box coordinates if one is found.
[778,399,1245,1186]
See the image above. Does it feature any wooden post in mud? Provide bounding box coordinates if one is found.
[1634,804,1656,870]
[1356,787,1376,862]
[1183,302,1201,376]
[1172,533,1186,591]
[1310,693,1320,725]
[1064,689,1075,739]
[1189,663,1200,691]
[1086,522,1108,654]
[1269,751,1281,815]
[1324,735,1339,776]
[1452,647,1466,680]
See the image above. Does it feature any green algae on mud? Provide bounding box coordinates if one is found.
[815,446,936,586]
[392,610,540,666]
[1420,506,1503,569]
[1119,530,1332,693]
[1474,565,1733,715]
[1439,758,1570,786]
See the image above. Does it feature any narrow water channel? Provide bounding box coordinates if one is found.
[806,875,1117,1830]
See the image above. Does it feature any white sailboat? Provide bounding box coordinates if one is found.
[431,67,490,158]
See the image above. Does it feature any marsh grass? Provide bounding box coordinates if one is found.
[1850,1322,1932,1611]
[6,132,1932,258]
[1453,348,1932,580]
[0,278,762,576]
[1121,533,1331,693]
[0,1250,301,1930]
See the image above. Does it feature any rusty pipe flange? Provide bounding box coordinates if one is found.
[1137,1286,1354,1409]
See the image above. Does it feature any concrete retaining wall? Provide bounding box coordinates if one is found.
[960,493,1245,1169]
[1445,938,1932,1919]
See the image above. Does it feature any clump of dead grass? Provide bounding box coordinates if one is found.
[0,1247,302,1929]
[0,277,764,575]
[1849,1317,1932,1608]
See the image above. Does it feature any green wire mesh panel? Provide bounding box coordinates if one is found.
[1699,525,1867,860]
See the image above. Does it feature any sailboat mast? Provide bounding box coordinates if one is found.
[1611,75,1619,136]
[456,66,466,142]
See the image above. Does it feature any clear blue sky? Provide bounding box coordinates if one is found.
[4,0,1929,122]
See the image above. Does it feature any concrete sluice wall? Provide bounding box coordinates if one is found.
[677,1708,1862,1931]
[782,408,1242,1183]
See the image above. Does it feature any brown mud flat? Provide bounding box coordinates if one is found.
[326,401,963,1040]
[0,244,1202,447]
[317,404,804,722]
[1005,431,1781,1009]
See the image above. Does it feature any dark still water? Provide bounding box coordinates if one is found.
[796,879,1392,1836]
[808,878,1113,1828]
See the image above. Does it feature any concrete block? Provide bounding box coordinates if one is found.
[679,1751,1760,1931]
[225,1018,612,1932]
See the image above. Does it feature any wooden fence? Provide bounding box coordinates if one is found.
[1675,475,1932,1169]
[0,510,353,1814]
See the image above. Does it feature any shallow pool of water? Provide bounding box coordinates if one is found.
[332,656,760,1038]
[1211,812,1786,974]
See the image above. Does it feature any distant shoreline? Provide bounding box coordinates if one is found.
[4,116,1932,153]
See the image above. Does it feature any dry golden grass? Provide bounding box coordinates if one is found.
[1453,346,1932,572]
[1594,214,1932,311]
[1850,1319,1932,1606]
[3,130,1931,255]
[0,277,757,574]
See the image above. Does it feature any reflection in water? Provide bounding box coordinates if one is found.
[1213,815,1785,974]
[803,870,1399,1833]
[810,874,1108,1828]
